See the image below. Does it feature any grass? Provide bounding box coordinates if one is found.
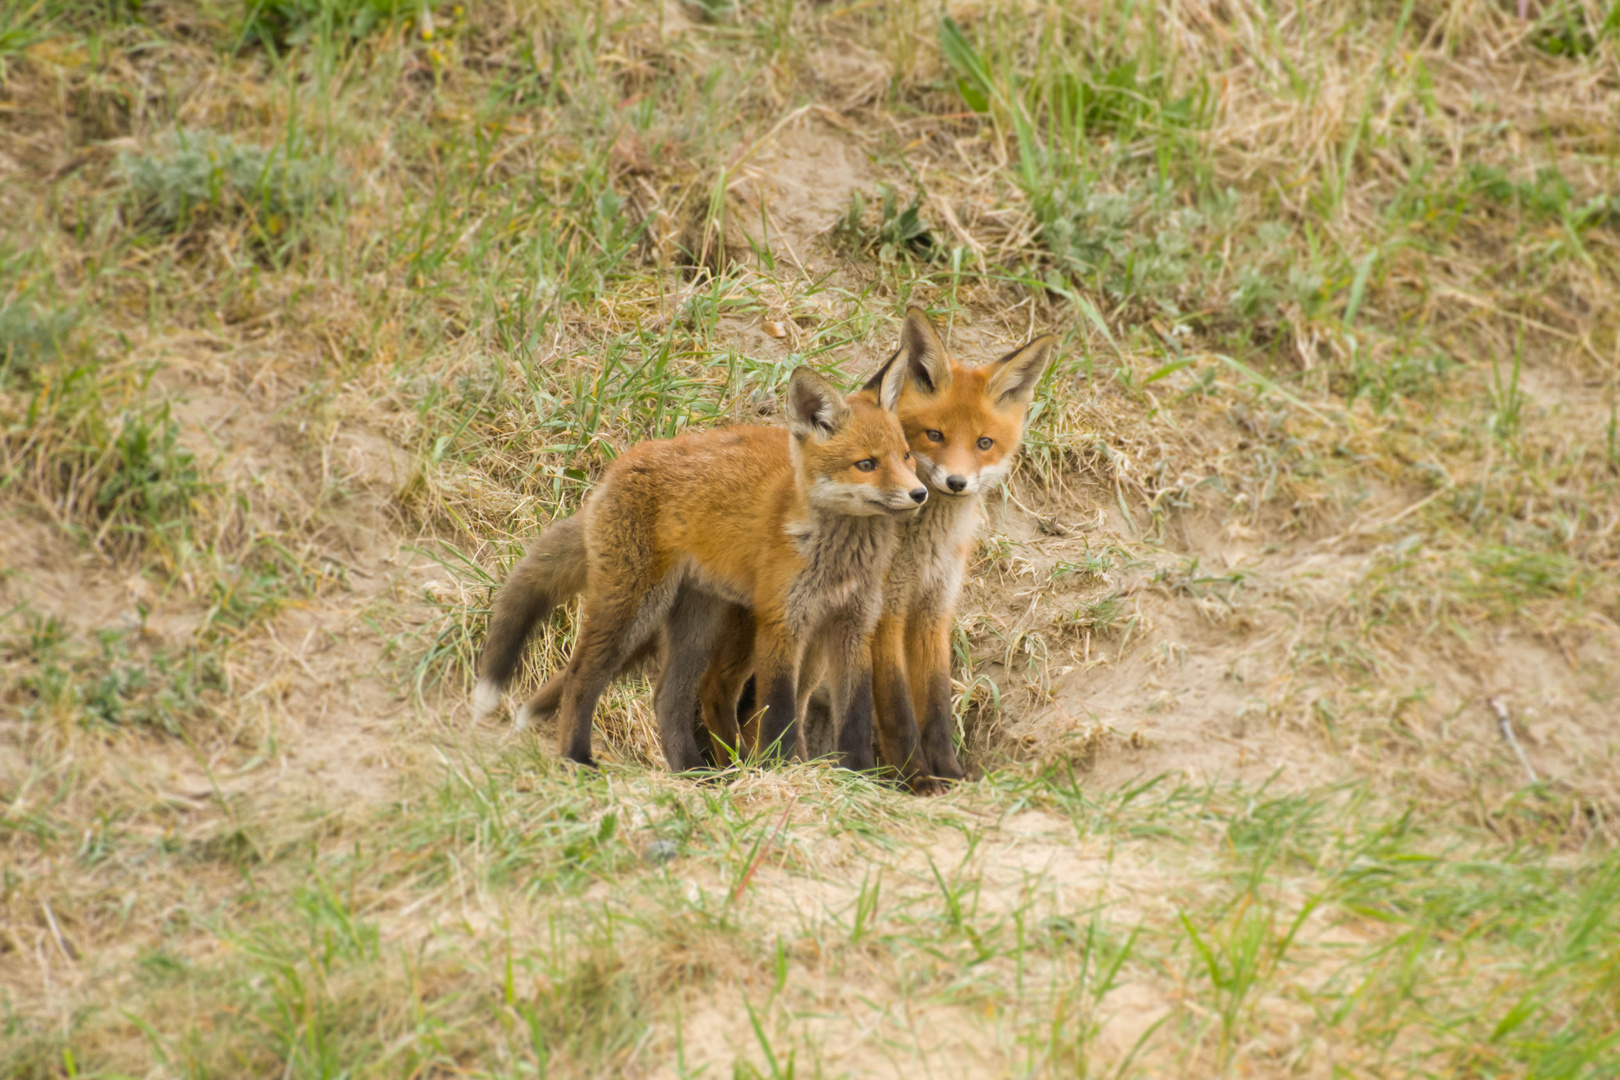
[2,0,1619,1075]
[8,761,1618,1076]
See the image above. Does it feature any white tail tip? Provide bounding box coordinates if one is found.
[472,678,502,723]
[512,701,533,732]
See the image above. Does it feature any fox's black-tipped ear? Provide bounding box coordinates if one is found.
[868,306,952,396]
[986,334,1057,407]
[786,366,852,439]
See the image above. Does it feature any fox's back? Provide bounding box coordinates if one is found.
[601,422,790,516]
[585,423,795,589]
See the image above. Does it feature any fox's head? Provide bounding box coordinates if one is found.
[785,364,926,517]
[864,307,1056,500]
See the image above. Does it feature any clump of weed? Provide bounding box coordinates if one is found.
[93,403,209,550]
[201,536,324,642]
[3,366,213,559]
[1033,182,1205,306]
[938,13,1214,312]
[238,0,439,52]
[1,609,225,735]
[0,300,78,383]
[1467,163,1620,232]
[836,184,936,264]
[118,130,336,243]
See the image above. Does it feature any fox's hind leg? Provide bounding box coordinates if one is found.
[514,670,564,731]
[557,573,679,767]
[514,636,658,732]
[799,688,835,760]
[652,588,727,773]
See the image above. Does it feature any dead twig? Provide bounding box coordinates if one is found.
[40,897,76,964]
[1488,697,1539,785]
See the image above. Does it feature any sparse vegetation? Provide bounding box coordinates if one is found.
[119,128,337,245]
[2,0,1617,1075]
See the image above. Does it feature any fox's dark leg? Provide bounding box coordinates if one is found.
[556,571,674,766]
[517,636,657,731]
[910,608,965,783]
[749,622,800,764]
[698,607,754,765]
[800,688,835,760]
[814,617,874,774]
[514,669,564,730]
[652,588,725,774]
[869,612,935,793]
[555,609,624,767]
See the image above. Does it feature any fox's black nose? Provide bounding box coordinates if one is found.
[946,475,967,493]
[909,487,928,504]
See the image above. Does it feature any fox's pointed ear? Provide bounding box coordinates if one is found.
[986,334,1057,407]
[786,366,852,439]
[899,306,952,393]
[862,306,952,400]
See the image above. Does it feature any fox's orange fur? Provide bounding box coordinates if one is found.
[697,308,1055,790]
[475,364,925,772]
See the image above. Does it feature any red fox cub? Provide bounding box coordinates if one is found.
[697,308,1055,791]
[474,364,924,772]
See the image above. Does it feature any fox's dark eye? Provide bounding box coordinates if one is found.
[925,429,944,443]
[854,458,877,472]
[977,436,994,450]
[904,452,912,461]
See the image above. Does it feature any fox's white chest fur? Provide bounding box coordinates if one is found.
[887,493,981,616]
[784,512,897,636]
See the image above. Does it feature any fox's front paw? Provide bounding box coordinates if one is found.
[927,751,967,784]
[908,774,946,797]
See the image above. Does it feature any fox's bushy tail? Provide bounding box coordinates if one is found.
[472,515,588,721]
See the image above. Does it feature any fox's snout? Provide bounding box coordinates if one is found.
[882,478,928,512]
[883,459,927,512]
[913,451,994,498]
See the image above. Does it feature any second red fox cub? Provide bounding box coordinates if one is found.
[698,308,1055,791]
[474,363,924,772]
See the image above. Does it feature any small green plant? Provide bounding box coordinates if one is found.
[3,609,225,734]
[1068,591,1126,636]
[238,0,435,51]
[835,184,934,263]
[1529,0,1620,57]
[1487,332,1526,440]
[119,130,335,242]
[1347,346,1453,412]
[93,403,210,552]
[0,0,45,87]
[202,536,321,641]
[0,300,77,382]
[1467,162,1620,233]
[680,0,736,23]
[6,366,214,558]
